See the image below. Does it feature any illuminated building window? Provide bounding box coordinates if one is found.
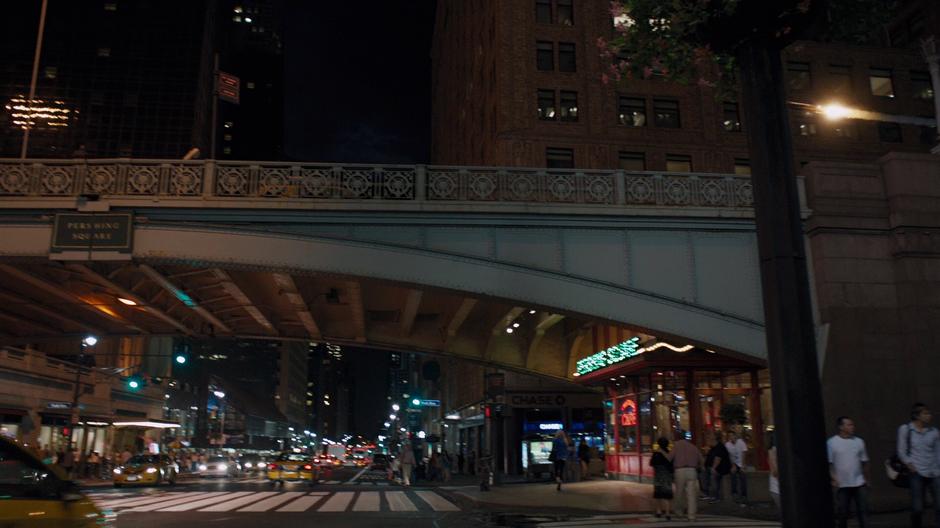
[796,112,818,136]
[234,5,243,13]
[721,101,741,131]
[618,96,646,127]
[653,99,680,128]
[734,159,751,175]
[104,2,117,11]
[559,91,578,121]
[223,146,232,154]
[869,68,895,98]
[537,89,555,120]
[97,47,111,57]
[224,121,233,128]
[618,151,645,171]
[536,41,553,71]
[43,67,57,79]
[246,81,255,89]
[233,15,242,22]
[558,42,576,72]
[546,147,574,168]
[911,70,934,100]
[665,154,692,172]
[223,134,232,141]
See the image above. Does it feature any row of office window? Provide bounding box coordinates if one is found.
[539,92,740,131]
[545,148,752,174]
[786,62,935,100]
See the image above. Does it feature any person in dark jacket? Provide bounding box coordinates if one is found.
[578,439,591,478]
[704,432,732,502]
[651,437,674,520]
[549,430,569,491]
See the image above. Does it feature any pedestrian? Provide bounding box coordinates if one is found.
[828,416,870,528]
[650,437,674,520]
[549,430,568,491]
[668,431,703,522]
[898,403,940,528]
[725,430,749,504]
[767,433,780,510]
[400,443,416,487]
[578,439,591,479]
[61,446,75,479]
[704,431,731,502]
[87,451,101,479]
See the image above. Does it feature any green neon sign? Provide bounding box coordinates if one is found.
[574,337,641,376]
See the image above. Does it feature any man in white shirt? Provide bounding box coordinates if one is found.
[725,431,748,504]
[828,416,870,528]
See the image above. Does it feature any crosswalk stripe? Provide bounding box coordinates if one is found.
[385,491,417,511]
[126,492,228,512]
[325,480,341,484]
[197,491,282,512]
[414,491,459,512]
[158,491,253,512]
[237,491,305,512]
[352,491,380,511]
[376,482,388,486]
[318,491,355,512]
[276,492,328,512]
[96,492,185,508]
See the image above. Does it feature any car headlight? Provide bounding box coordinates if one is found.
[219,464,228,471]
[198,464,207,471]
[113,468,122,475]
[243,462,253,468]
[146,467,158,474]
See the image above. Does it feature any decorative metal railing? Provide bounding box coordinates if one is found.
[0,159,755,209]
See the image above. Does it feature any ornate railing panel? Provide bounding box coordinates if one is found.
[0,159,758,211]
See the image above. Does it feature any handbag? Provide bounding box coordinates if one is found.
[885,425,912,488]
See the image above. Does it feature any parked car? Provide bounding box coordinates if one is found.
[266,452,319,487]
[0,436,106,526]
[198,455,240,478]
[113,454,179,487]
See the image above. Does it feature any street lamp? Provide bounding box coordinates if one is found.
[392,403,400,412]
[389,414,396,420]
[411,398,420,406]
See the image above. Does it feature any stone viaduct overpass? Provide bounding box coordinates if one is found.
[0,158,794,379]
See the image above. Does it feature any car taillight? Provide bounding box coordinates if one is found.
[303,464,312,470]
[268,463,278,470]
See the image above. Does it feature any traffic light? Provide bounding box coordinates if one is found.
[127,377,143,391]
[175,354,187,365]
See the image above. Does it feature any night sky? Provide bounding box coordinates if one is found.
[283,1,437,164]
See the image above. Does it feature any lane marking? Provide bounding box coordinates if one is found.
[198,491,280,512]
[158,491,252,512]
[352,491,380,511]
[275,491,328,512]
[126,492,228,512]
[385,491,417,511]
[237,491,305,512]
[347,467,368,484]
[318,491,355,512]
[415,490,459,511]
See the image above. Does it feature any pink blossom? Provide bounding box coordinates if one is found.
[596,36,608,49]
[642,66,654,79]
[601,73,610,85]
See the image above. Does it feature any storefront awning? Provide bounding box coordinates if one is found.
[575,348,765,384]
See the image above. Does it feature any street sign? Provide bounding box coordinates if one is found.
[418,399,440,407]
[217,71,240,104]
[51,213,133,256]
[46,402,71,410]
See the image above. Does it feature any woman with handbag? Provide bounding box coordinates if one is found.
[650,437,674,520]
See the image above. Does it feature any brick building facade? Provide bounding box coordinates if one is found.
[431,1,937,172]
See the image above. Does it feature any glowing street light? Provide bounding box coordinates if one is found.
[213,390,226,398]
[389,414,396,420]
[82,336,97,347]
[818,102,851,120]
[411,398,420,406]
[392,403,400,411]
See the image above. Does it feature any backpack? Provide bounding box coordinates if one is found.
[885,425,912,488]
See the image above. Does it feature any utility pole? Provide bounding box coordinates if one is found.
[20,0,49,159]
[737,41,833,527]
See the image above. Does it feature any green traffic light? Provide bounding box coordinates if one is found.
[175,354,187,364]
[412,398,420,406]
[128,379,140,390]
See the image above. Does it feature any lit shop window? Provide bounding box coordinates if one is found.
[537,90,555,120]
[869,68,895,98]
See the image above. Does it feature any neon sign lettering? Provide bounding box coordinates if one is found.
[574,337,641,376]
[620,399,637,426]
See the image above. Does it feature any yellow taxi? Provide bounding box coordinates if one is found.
[112,454,178,487]
[0,436,108,527]
[266,452,319,487]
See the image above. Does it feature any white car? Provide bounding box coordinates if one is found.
[198,456,240,478]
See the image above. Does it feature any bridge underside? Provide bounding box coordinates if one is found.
[0,224,765,380]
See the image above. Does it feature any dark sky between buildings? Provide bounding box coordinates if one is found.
[282,0,436,164]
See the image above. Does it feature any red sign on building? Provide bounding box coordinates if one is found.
[217,71,240,105]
